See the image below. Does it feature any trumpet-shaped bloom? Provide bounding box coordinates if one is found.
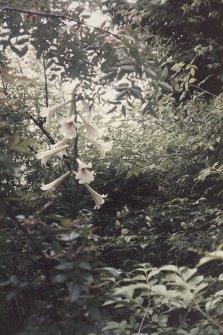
[78,113,99,140]
[84,183,107,209]
[41,171,70,192]
[52,138,68,158]
[40,99,72,123]
[84,135,112,158]
[74,158,94,184]
[36,145,69,166]
[60,115,81,139]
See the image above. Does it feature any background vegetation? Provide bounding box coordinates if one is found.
[1,0,223,334]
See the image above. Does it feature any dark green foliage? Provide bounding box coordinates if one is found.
[0,0,109,81]
[108,0,223,95]
[1,0,223,334]
[0,216,104,335]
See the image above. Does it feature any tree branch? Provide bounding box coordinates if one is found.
[29,114,55,145]
[1,6,121,40]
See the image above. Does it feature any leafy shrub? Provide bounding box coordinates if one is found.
[101,251,223,335]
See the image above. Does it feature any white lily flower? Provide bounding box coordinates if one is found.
[40,99,72,123]
[36,145,69,166]
[60,115,81,139]
[41,171,70,192]
[52,138,68,158]
[84,183,107,209]
[84,135,112,158]
[79,113,99,140]
[75,158,94,184]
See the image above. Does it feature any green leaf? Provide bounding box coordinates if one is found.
[114,285,136,297]
[130,88,143,99]
[145,68,157,78]
[189,78,197,84]
[159,265,179,273]
[50,241,62,254]
[116,90,127,100]
[99,267,122,277]
[158,81,172,91]
[79,261,91,270]
[0,156,15,172]
[198,251,223,266]
[54,274,68,283]
[68,282,80,303]
[188,275,204,287]
[100,71,116,80]
[164,273,187,287]
[180,267,197,282]
[194,282,208,294]
[161,66,168,80]
[150,284,167,296]
[15,38,29,45]
[120,59,135,66]
[55,261,73,270]
[10,44,28,57]
[205,298,221,311]
[102,300,116,306]
[190,67,195,76]
[9,134,20,148]
[115,84,129,92]
[103,322,119,331]
[120,65,135,72]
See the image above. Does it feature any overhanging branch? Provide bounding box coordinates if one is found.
[1,6,121,40]
[29,114,55,145]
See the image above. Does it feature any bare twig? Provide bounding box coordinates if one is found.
[155,121,171,133]
[137,305,149,334]
[191,84,217,98]
[28,145,38,153]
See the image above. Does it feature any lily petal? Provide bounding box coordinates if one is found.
[60,115,81,139]
[79,113,99,140]
[52,138,68,158]
[75,158,94,184]
[84,183,107,209]
[84,135,112,158]
[40,99,72,123]
[41,171,70,192]
[36,145,69,166]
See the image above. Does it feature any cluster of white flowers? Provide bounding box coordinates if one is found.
[36,99,112,209]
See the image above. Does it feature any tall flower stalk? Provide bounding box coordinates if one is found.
[71,97,79,218]
[36,91,112,218]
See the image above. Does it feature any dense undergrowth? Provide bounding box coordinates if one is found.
[1,91,223,334]
[1,0,223,334]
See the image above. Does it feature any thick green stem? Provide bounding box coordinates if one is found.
[72,135,79,218]
[71,97,79,218]
[42,53,49,108]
